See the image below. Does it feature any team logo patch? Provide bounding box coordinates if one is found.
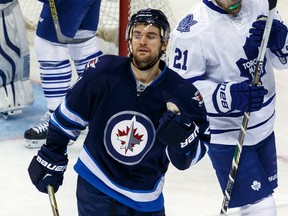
[104,111,155,165]
[192,90,204,106]
[177,14,197,33]
[85,57,99,69]
[251,180,261,191]
[236,37,266,81]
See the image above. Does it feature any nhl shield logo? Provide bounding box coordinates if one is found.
[104,111,155,165]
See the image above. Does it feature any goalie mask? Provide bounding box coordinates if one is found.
[126,8,171,42]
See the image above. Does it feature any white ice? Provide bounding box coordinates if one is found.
[1,0,287,215]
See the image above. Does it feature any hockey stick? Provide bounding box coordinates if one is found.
[220,0,277,214]
[47,185,60,216]
[48,0,94,44]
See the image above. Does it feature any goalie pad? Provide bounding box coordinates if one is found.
[0,0,34,113]
[0,79,34,113]
[0,0,13,10]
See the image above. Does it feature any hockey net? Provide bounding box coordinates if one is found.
[18,0,176,60]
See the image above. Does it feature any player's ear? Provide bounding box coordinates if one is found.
[161,41,168,53]
[128,39,133,55]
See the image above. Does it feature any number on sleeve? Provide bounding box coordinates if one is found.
[173,48,188,71]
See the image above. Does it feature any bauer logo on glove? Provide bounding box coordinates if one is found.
[156,104,200,154]
[36,155,67,172]
[28,146,68,193]
[180,122,199,149]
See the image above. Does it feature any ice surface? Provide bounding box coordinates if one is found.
[1,1,287,215]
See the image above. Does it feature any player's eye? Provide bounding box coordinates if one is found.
[132,31,159,41]
[133,32,142,39]
[146,33,158,40]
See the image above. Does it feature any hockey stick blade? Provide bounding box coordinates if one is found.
[48,0,95,44]
[220,0,277,214]
[47,185,60,216]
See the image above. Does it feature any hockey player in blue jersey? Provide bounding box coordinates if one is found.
[169,0,288,215]
[27,8,210,215]
[24,0,103,148]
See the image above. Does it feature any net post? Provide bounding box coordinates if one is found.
[119,0,130,56]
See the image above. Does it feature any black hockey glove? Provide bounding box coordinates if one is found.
[157,111,200,154]
[28,145,68,193]
[249,15,288,52]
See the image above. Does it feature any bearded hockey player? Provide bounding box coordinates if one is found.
[28,8,210,215]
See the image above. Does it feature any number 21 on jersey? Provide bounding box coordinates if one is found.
[172,48,188,71]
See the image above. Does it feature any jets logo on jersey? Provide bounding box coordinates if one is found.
[104,111,155,165]
[85,57,99,69]
[192,90,204,106]
[176,14,197,33]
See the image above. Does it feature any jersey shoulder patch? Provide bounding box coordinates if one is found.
[176,14,198,33]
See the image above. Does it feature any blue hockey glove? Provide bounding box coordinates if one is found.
[213,81,268,113]
[28,145,68,193]
[156,111,200,154]
[249,16,288,52]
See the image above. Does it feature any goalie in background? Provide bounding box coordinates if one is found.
[28,8,210,215]
[169,0,288,215]
[0,0,34,118]
[24,0,103,148]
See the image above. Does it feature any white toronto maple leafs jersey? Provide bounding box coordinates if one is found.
[169,0,288,145]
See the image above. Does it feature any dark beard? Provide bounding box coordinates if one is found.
[133,55,155,70]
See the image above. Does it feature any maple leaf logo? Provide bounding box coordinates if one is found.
[177,14,198,33]
[116,116,143,154]
[236,37,266,81]
[251,180,261,191]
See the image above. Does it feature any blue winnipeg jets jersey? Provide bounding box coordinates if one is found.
[46,55,210,212]
[169,0,288,146]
